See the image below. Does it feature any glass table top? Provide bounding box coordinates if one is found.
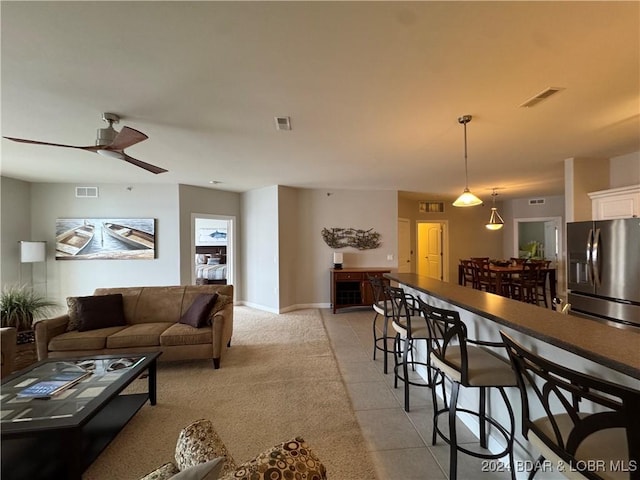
[1,355,149,427]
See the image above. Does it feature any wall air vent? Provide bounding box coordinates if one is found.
[528,198,545,205]
[419,201,445,213]
[519,87,564,108]
[75,186,98,198]
[274,116,292,131]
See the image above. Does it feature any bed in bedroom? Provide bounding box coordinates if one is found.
[195,246,227,285]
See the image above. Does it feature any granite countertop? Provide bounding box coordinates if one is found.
[385,272,640,380]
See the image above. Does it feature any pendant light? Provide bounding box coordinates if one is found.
[485,188,505,230]
[453,115,483,207]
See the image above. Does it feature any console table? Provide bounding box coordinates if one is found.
[330,268,390,313]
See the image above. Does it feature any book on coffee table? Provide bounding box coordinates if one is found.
[18,362,92,399]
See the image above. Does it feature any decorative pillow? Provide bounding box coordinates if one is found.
[219,437,327,480]
[179,294,218,328]
[138,462,179,480]
[207,294,233,325]
[66,296,81,331]
[76,294,127,332]
[171,457,224,480]
[175,419,237,476]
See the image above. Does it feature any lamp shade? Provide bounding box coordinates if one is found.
[485,208,505,230]
[333,252,343,265]
[20,241,46,263]
[453,188,483,207]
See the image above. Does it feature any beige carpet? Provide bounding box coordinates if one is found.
[85,306,376,479]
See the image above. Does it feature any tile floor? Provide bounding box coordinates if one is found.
[322,307,514,480]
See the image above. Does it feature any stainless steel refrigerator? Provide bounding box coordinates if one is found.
[567,218,640,327]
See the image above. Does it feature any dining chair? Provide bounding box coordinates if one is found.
[459,259,476,288]
[510,261,545,305]
[527,259,552,308]
[471,258,497,293]
[501,331,640,480]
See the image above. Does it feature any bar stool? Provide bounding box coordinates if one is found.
[421,302,516,480]
[367,274,393,374]
[386,285,434,412]
[501,331,640,480]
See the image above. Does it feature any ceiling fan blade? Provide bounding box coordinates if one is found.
[3,136,99,151]
[122,153,168,174]
[108,126,148,151]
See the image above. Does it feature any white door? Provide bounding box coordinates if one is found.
[398,218,411,273]
[418,223,443,280]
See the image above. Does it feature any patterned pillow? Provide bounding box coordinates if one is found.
[175,419,237,477]
[138,462,179,480]
[219,437,327,480]
[207,294,233,325]
[66,296,81,331]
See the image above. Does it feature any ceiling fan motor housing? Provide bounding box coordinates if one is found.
[96,126,117,146]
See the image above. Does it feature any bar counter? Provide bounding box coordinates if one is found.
[385,272,640,381]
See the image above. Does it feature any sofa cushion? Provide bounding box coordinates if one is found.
[48,326,128,351]
[219,437,327,480]
[179,294,218,328]
[175,419,237,477]
[160,323,213,347]
[66,296,82,332]
[75,294,127,332]
[135,287,186,324]
[106,323,173,349]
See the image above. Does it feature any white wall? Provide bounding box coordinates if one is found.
[296,188,398,308]
[241,185,280,312]
[610,151,640,187]
[30,183,181,307]
[0,177,32,285]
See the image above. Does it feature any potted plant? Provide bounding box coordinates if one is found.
[0,284,56,344]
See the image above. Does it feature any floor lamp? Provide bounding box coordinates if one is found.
[19,241,47,296]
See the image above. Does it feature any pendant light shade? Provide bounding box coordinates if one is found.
[485,189,504,230]
[453,115,482,207]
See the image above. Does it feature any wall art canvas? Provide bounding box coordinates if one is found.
[55,218,156,260]
[197,227,228,246]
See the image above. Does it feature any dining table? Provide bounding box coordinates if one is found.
[457,262,557,302]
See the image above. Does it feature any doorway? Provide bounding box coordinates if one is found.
[514,216,564,297]
[417,221,449,281]
[191,213,235,286]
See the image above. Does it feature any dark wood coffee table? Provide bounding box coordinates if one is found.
[1,352,160,480]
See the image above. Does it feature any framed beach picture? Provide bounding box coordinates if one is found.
[55,218,156,260]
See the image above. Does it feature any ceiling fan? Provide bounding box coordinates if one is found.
[3,113,168,174]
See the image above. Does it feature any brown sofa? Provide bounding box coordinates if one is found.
[35,285,233,369]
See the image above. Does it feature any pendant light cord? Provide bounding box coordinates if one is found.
[463,120,469,189]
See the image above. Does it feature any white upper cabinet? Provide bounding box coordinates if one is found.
[589,185,640,220]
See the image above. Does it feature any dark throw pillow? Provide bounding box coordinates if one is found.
[179,293,218,328]
[76,294,127,332]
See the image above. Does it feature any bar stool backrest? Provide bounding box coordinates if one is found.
[419,300,471,384]
[386,285,419,334]
[500,332,640,480]
[367,274,389,307]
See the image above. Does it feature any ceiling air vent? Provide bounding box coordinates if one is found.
[274,116,292,131]
[528,198,545,205]
[75,186,98,198]
[519,87,564,108]
[419,201,445,213]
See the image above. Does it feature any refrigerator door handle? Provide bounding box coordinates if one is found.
[586,228,594,285]
[592,228,601,288]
